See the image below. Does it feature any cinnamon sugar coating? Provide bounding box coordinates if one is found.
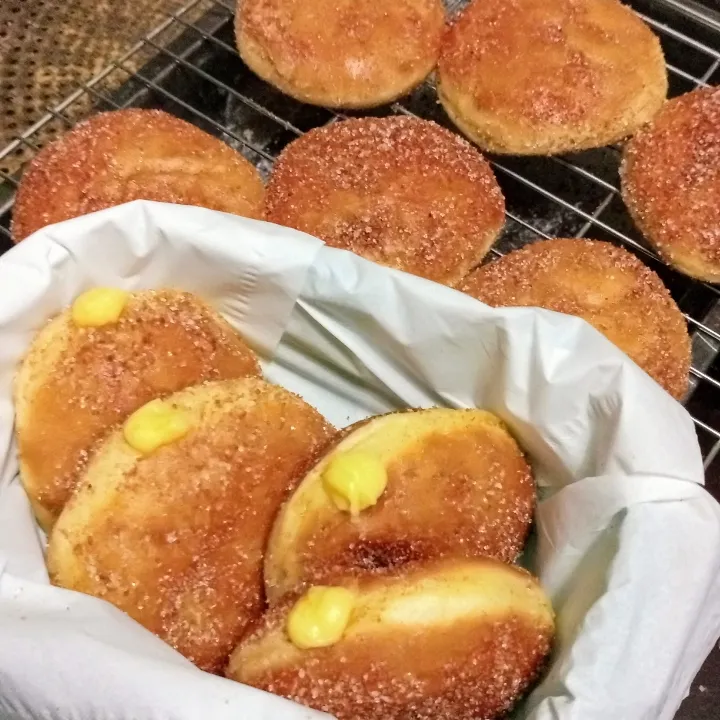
[621,86,720,282]
[438,0,667,155]
[460,238,690,399]
[14,290,261,529]
[230,558,554,720]
[265,116,505,286]
[236,0,445,108]
[12,108,264,242]
[47,378,334,673]
[265,409,535,603]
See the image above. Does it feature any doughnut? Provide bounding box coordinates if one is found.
[437,0,667,155]
[459,238,690,399]
[228,557,554,720]
[236,0,445,108]
[11,109,265,242]
[264,116,505,285]
[264,408,534,603]
[621,86,720,282]
[14,288,261,530]
[47,378,334,673]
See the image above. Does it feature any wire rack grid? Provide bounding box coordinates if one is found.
[1,0,720,480]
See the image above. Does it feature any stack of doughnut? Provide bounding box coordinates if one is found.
[236,408,553,718]
[12,1,717,295]
[12,106,693,397]
[234,0,667,155]
[232,0,716,292]
[17,287,333,673]
[15,286,555,718]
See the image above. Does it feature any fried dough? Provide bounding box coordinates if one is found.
[438,0,667,155]
[47,378,333,673]
[264,116,505,286]
[621,86,720,282]
[12,109,265,242]
[236,0,445,108]
[14,289,260,530]
[265,408,534,602]
[459,238,690,398]
[229,557,554,720]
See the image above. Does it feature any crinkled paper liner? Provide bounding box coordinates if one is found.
[0,201,718,720]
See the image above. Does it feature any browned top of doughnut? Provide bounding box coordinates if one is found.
[14,290,261,530]
[438,0,667,154]
[236,0,445,108]
[621,86,720,282]
[47,379,334,674]
[264,409,534,603]
[459,238,690,399]
[265,116,505,285]
[230,558,554,720]
[12,109,265,242]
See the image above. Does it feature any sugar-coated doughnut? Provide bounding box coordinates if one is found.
[265,408,534,603]
[12,109,264,242]
[621,86,720,282]
[47,378,333,673]
[438,0,667,155]
[229,557,554,720]
[236,0,445,108]
[264,116,505,286]
[459,238,690,399]
[15,289,261,530]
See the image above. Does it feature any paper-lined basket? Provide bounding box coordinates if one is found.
[0,201,718,720]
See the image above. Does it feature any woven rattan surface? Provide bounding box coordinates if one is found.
[0,0,203,175]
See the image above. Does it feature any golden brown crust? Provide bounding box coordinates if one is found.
[236,0,445,108]
[437,0,667,155]
[264,409,534,602]
[230,558,554,720]
[264,116,505,285]
[14,290,261,530]
[11,109,265,242]
[621,86,720,282]
[47,378,334,674]
[459,238,690,399]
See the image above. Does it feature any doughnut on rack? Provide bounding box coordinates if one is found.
[0,0,719,716]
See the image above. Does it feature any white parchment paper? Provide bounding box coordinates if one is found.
[0,201,718,720]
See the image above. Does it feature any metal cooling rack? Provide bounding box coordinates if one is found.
[1,0,720,470]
